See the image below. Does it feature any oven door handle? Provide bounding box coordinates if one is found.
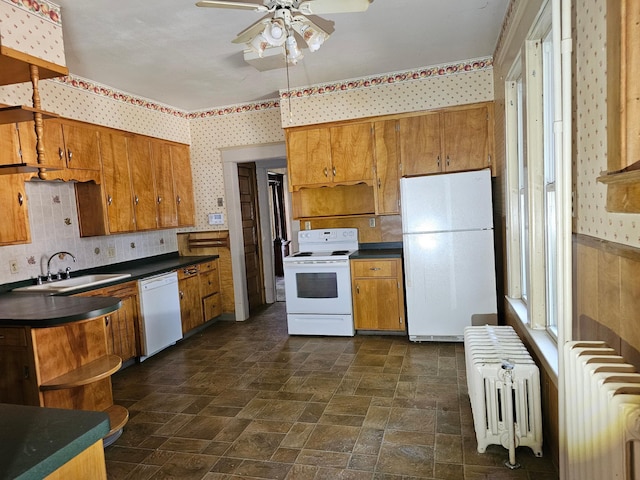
[284,260,349,267]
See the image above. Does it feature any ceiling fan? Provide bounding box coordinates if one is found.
[195,0,373,64]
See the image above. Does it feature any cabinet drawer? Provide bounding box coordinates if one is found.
[351,259,398,278]
[200,260,218,274]
[0,327,27,347]
[203,293,222,321]
[178,264,199,280]
[200,270,220,297]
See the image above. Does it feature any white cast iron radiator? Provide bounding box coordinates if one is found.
[463,325,543,465]
[565,341,640,480]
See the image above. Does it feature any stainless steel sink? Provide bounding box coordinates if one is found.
[12,273,132,294]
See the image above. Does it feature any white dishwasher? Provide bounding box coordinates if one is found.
[138,271,183,361]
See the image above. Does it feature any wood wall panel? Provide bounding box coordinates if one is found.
[304,214,402,243]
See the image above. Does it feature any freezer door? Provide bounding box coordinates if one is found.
[404,229,497,340]
[400,169,493,233]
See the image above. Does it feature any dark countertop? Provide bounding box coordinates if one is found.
[350,242,403,259]
[0,403,109,480]
[0,253,219,326]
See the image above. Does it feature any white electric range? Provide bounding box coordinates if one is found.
[282,228,358,336]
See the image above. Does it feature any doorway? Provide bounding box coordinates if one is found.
[269,171,288,302]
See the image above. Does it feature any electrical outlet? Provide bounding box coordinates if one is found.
[107,246,116,258]
[304,221,311,230]
[369,217,376,228]
[9,260,19,274]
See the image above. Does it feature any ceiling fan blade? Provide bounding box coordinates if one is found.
[297,0,372,15]
[232,15,271,44]
[195,1,268,12]
[305,14,335,35]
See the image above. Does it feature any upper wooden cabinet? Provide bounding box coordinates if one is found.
[151,141,178,229]
[400,102,494,176]
[170,144,196,227]
[287,122,374,189]
[128,136,159,231]
[373,119,401,215]
[0,173,30,246]
[100,131,136,234]
[43,119,101,171]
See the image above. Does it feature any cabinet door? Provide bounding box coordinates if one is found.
[61,122,101,171]
[0,174,30,245]
[128,136,158,231]
[171,144,195,227]
[151,141,178,228]
[330,122,374,184]
[286,127,332,187]
[442,104,491,172]
[100,131,136,233]
[0,328,38,406]
[373,120,400,214]
[110,295,138,362]
[353,278,403,330]
[42,119,67,170]
[399,113,442,176]
[0,123,23,166]
[179,273,202,334]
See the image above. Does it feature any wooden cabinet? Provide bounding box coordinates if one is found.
[0,173,30,245]
[151,140,178,229]
[400,103,494,176]
[127,135,159,231]
[351,258,405,331]
[76,282,139,363]
[200,259,221,322]
[0,317,128,440]
[287,122,374,189]
[171,144,196,227]
[43,119,101,171]
[178,265,202,334]
[0,121,40,169]
[100,130,136,234]
[373,119,401,215]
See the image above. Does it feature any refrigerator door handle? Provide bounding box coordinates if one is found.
[403,242,412,288]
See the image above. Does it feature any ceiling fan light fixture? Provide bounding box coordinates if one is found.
[292,21,328,52]
[285,34,304,64]
[263,18,286,46]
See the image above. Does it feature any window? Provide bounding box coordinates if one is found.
[505,3,560,339]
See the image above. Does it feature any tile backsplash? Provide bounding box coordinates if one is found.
[0,181,178,285]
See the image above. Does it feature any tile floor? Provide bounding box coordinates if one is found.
[106,302,559,479]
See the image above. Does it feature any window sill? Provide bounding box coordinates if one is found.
[506,297,559,387]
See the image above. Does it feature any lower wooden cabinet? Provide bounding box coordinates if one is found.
[200,259,221,322]
[178,264,202,334]
[351,258,406,331]
[76,281,139,363]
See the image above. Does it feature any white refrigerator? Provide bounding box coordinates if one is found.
[401,169,497,342]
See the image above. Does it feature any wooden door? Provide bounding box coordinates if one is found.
[128,136,158,231]
[42,119,67,170]
[238,163,264,311]
[179,271,201,334]
[61,123,101,170]
[0,123,22,166]
[286,127,332,187]
[151,140,178,228]
[100,131,135,233]
[0,174,30,245]
[330,122,374,184]
[353,278,402,330]
[373,119,400,214]
[442,104,491,172]
[171,144,195,227]
[399,112,442,176]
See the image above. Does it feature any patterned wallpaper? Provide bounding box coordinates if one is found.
[573,0,640,247]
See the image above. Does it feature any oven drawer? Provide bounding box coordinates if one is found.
[351,259,397,278]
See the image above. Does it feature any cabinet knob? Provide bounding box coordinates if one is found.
[446,155,450,166]
[179,290,184,299]
[134,195,139,205]
[378,178,381,189]
[356,284,360,294]
[332,166,336,177]
[58,147,64,160]
[107,195,113,205]
[157,196,162,204]
[437,155,441,168]
[105,315,110,326]
[324,167,328,177]
[370,267,381,271]
[176,195,181,205]
[17,192,24,206]
[68,150,73,162]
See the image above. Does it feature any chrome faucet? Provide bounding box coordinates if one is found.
[46,251,77,281]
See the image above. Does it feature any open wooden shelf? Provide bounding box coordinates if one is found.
[0,105,58,125]
[187,232,229,250]
[105,404,129,436]
[39,355,122,391]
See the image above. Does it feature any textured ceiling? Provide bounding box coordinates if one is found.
[53,0,509,111]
